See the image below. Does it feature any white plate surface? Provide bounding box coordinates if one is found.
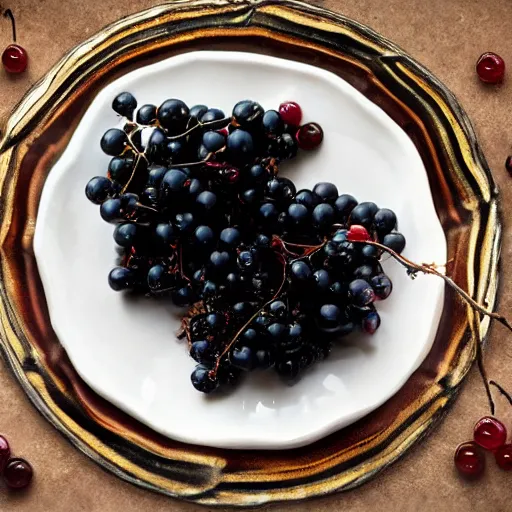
[34,52,446,449]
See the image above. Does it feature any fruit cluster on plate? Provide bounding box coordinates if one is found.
[85,94,406,393]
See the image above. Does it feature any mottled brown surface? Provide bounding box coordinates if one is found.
[0,0,511,510]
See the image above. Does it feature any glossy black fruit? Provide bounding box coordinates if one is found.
[227,129,254,164]
[232,100,264,129]
[112,92,137,119]
[100,128,127,156]
[136,104,157,124]
[157,99,189,131]
[86,176,114,204]
[108,266,136,291]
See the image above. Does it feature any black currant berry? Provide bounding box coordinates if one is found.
[112,92,137,119]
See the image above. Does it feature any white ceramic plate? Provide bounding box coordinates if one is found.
[34,51,446,450]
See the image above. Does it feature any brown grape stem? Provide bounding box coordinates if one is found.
[167,156,212,169]
[121,150,146,194]
[271,236,301,257]
[354,240,512,416]
[177,241,190,283]
[273,236,327,258]
[167,117,231,141]
[354,240,512,334]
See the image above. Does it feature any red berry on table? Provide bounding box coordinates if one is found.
[296,122,324,150]
[347,224,371,242]
[476,52,505,84]
[473,416,507,451]
[454,441,485,478]
[505,156,512,176]
[2,10,28,74]
[278,101,302,126]
[3,458,33,489]
[495,444,512,471]
[0,434,10,472]
[2,44,28,74]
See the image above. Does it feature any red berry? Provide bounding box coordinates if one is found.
[296,122,324,151]
[0,435,10,472]
[495,443,512,471]
[227,169,239,183]
[2,44,28,74]
[271,238,282,250]
[347,225,371,242]
[454,441,485,478]
[476,52,505,84]
[278,101,302,126]
[505,156,512,176]
[3,458,33,489]
[473,416,507,451]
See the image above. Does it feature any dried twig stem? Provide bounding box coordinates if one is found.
[353,239,512,415]
[354,240,512,334]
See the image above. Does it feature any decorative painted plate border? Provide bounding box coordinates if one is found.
[0,0,500,506]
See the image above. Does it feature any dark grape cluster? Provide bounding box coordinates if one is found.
[86,93,405,394]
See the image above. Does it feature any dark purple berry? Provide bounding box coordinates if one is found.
[227,129,254,164]
[86,176,114,204]
[290,260,312,280]
[109,267,136,291]
[312,203,335,229]
[232,100,264,129]
[349,202,378,228]
[382,232,406,254]
[230,346,256,371]
[200,108,225,123]
[136,104,157,124]
[370,274,393,299]
[157,98,189,132]
[191,364,218,393]
[100,128,127,156]
[334,194,358,221]
[374,208,397,236]
[112,92,137,119]
[313,182,338,204]
[349,279,375,306]
[262,109,284,135]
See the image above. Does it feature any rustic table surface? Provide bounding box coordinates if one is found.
[0,1,511,510]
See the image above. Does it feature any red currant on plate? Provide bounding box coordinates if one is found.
[0,434,10,472]
[495,444,512,471]
[278,101,302,126]
[347,224,371,242]
[3,458,33,489]
[476,52,505,84]
[454,441,485,478]
[473,416,507,451]
[296,122,324,150]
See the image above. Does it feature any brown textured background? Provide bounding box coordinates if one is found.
[0,0,511,510]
